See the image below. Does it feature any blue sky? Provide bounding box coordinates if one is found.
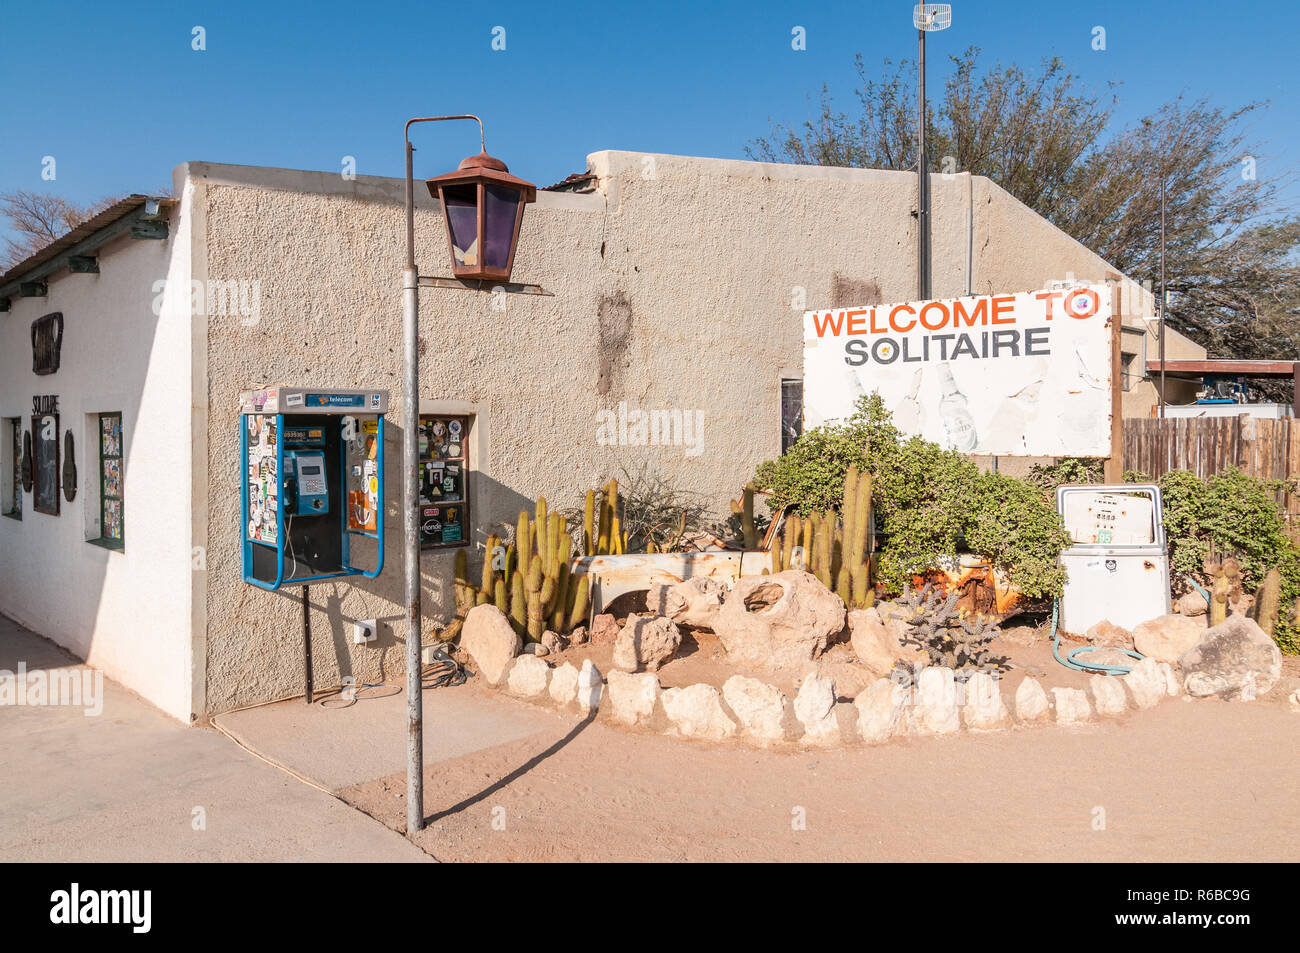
[1,0,1296,247]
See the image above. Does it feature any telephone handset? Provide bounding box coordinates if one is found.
[284,450,329,516]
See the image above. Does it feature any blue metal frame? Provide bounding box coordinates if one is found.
[241,414,385,591]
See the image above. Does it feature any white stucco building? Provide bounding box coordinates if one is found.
[0,151,1189,722]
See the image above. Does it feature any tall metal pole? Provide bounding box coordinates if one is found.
[917,25,929,300]
[1159,177,1167,419]
[401,114,485,837]
[402,134,423,835]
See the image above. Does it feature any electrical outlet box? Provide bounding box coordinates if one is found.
[352,619,377,645]
[421,643,444,665]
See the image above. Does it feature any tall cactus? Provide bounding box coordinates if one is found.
[509,571,527,636]
[583,489,596,556]
[1256,568,1282,637]
[1210,565,1230,627]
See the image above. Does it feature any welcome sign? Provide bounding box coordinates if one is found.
[802,286,1113,456]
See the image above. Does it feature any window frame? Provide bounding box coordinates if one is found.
[780,379,803,454]
[94,412,124,550]
[3,417,21,520]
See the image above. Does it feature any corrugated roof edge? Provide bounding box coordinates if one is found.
[0,194,177,287]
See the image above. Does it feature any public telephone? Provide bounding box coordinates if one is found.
[240,387,389,591]
[285,450,329,515]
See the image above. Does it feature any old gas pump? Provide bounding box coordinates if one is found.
[1056,484,1171,634]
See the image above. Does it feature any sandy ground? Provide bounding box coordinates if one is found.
[342,658,1300,862]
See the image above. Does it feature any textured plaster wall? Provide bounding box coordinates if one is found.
[194,152,1150,715]
[0,201,196,721]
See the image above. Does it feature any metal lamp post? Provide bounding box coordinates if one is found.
[401,115,535,834]
[914,3,952,301]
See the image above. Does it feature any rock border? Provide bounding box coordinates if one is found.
[477,646,1197,750]
[459,601,1284,751]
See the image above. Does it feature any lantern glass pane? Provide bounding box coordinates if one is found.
[482,185,522,271]
[443,185,479,267]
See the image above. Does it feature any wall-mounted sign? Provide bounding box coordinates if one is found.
[31,312,63,376]
[62,430,77,502]
[803,286,1113,456]
[31,396,60,515]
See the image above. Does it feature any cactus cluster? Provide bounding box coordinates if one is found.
[453,494,592,642]
[1204,556,1243,627]
[586,478,629,556]
[895,583,1001,673]
[769,465,875,609]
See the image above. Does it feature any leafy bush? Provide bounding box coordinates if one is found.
[753,395,1068,600]
[1026,457,1105,495]
[1155,467,1300,653]
[965,472,1068,599]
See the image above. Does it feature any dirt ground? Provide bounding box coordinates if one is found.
[341,654,1300,863]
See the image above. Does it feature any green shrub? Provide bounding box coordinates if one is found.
[753,394,1068,600]
[1155,467,1300,653]
[1026,457,1105,495]
[965,472,1069,599]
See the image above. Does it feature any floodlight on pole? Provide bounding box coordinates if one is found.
[914,3,951,301]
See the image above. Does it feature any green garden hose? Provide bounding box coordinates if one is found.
[1050,597,1144,675]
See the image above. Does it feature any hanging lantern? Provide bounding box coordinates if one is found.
[426,152,536,282]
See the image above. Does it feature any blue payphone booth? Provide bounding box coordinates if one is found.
[240,386,388,590]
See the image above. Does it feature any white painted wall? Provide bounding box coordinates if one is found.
[0,197,196,722]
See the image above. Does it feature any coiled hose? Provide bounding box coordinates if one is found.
[1050,597,1144,675]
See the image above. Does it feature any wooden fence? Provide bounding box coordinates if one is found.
[1123,415,1300,525]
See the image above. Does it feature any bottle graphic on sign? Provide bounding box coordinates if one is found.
[894,367,924,434]
[937,363,978,451]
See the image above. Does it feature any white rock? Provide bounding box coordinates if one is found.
[1089,674,1127,715]
[459,604,521,685]
[548,662,579,707]
[711,570,846,669]
[1132,614,1205,664]
[722,675,787,744]
[605,670,660,726]
[1177,590,1208,616]
[661,683,737,741]
[1157,661,1180,697]
[1123,657,1167,710]
[855,678,909,743]
[1289,689,1300,712]
[848,607,926,676]
[645,576,727,629]
[1180,615,1283,700]
[505,654,550,698]
[1014,676,1050,723]
[1052,686,1092,724]
[522,642,549,656]
[612,615,681,672]
[962,671,1010,731]
[911,666,960,735]
[576,659,603,712]
[793,672,839,745]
